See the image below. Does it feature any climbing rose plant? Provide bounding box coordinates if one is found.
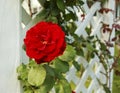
[17,0,120,93]
[17,22,76,93]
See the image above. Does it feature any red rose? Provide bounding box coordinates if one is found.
[24,21,66,64]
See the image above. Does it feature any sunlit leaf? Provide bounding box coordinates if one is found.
[28,66,46,86]
[59,45,76,62]
[46,16,58,23]
[17,64,28,80]
[24,89,33,93]
[55,79,72,93]
[86,43,95,52]
[53,58,69,73]
[35,75,55,93]
[38,0,46,6]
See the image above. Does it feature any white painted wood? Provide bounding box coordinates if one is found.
[75,2,101,37]
[0,0,21,93]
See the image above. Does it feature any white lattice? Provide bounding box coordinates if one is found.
[66,0,115,93]
[20,0,115,93]
[66,56,106,93]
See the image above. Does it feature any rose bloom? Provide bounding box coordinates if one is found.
[24,21,66,64]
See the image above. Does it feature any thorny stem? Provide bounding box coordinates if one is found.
[108,27,114,42]
[96,33,113,89]
[107,59,111,89]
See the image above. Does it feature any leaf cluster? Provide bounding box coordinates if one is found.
[35,0,84,36]
[17,45,77,93]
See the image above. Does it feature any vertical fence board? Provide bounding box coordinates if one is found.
[0,0,20,93]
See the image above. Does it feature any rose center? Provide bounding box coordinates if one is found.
[42,41,48,44]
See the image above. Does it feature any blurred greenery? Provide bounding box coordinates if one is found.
[112,74,120,93]
[112,45,120,93]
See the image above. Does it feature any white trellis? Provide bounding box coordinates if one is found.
[66,0,115,93]
[66,1,114,93]
[20,0,115,93]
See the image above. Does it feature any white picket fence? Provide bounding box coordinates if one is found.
[0,0,115,93]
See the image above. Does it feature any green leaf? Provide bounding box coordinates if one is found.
[46,16,58,23]
[38,0,46,6]
[64,12,77,21]
[56,0,65,11]
[43,64,55,77]
[51,8,60,16]
[88,36,94,40]
[24,89,33,93]
[91,52,95,58]
[32,9,49,25]
[20,0,24,3]
[66,0,75,7]
[22,80,31,87]
[100,42,106,51]
[22,7,31,26]
[67,22,77,34]
[61,79,72,93]
[34,90,42,93]
[28,59,38,67]
[85,27,91,35]
[76,48,84,57]
[117,58,120,65]
[53,58,69,73]
[73,61,80,71]
[55,82,64,93]
[35,75,55,93]
[103,84,111,93]
[17,63,25,73]
[24,9,49,31]
[78,0,84,5]
[59,45,76,62]
[28,65,46,86]
[17,64,28,80]
[86,43,95,52]
[55,79,72,93]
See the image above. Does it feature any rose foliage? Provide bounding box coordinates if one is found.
[17,21,77,93]
[17,0,84,92]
